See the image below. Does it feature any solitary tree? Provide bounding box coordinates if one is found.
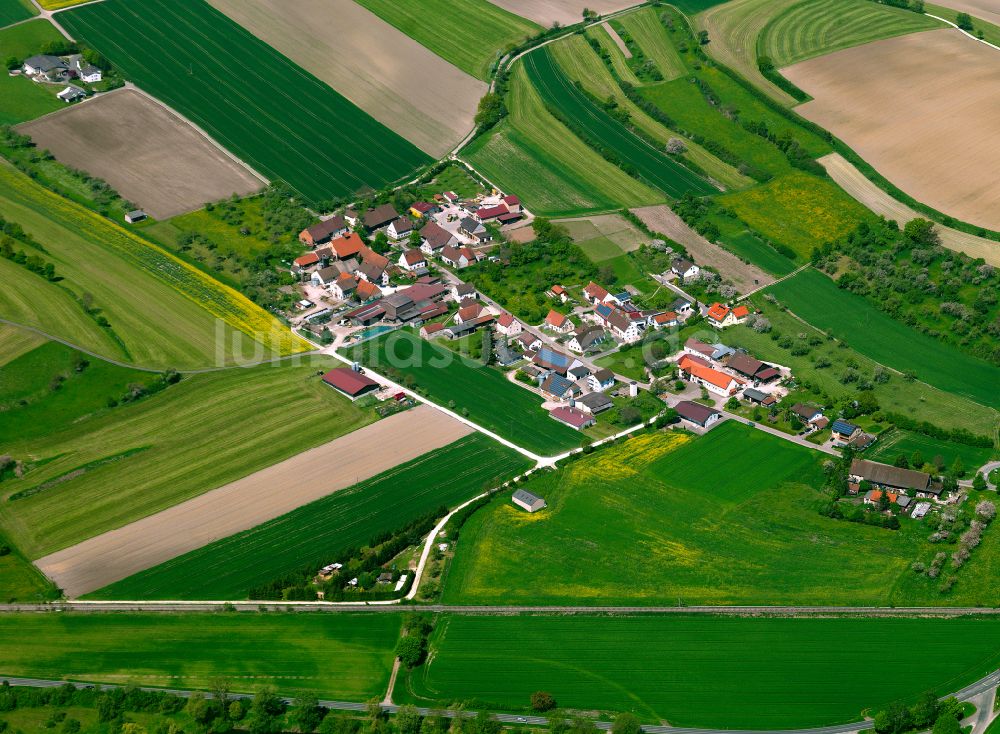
[530,692,557,712]
[611,713,641,734]
[955,11,974,30]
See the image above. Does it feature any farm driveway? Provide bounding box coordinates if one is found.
[631,204,774,293]
[206,0,485,157]
[36,405,472,598]
[16,89,263,219]
[819,153,1000,266]
[784,29,1000,231]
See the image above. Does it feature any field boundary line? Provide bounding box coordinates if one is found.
[927,13,1000,52]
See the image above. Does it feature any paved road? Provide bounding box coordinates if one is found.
[5,602,1000,615]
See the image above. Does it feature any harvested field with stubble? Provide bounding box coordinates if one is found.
[631,204,775,292]
[819,152,1000,266]
[37,404,470,598]
[784,29,1000,232]
[488,0,633,27]
[206,0,485,157]
[17,89,263,219]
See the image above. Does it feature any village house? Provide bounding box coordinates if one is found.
[588,368,616,392]
[675,400,722,429]
[706,302,750,329]
[291,252,321,277]
[329,232,365,260]
[420,322,445,339]
[567,324,605,354]
[583,281,611,305]
[361,204,398,232]
[67,55,102,83]
[864,489,899,507]
[540,373,581,401]
[329,272,358,300]
[451,282,477,302]
[791,403,824,427]
[678,354,741,396]
[831,419,861,443]
[672,297,694,317]
[516,331,542,352]
[548,406,595,431]
[299,216,347,247]
[648,311,678,329]
[595,303,644,344]
[311,265,342,288]
[459,217,491,243]
[442,191,460,204]
[494,341,520,366]
[455,300,486,324]
[441,245,476,269]
[544,309,574,334]
[532,346,579,376]
[420,221,456,255]
[387,217,414,242]
[409,202,437,218]
[546,284,569,303]
[23,54,67,80]
[575,391,613,415]
[496,312,523,337]
[398,249,427,271]
[671,257,700,281]
[512,489,546,513]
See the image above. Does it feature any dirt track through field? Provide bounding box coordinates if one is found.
[16,89,263,219]
[488,0,634,27]
[602,21,631,57]
[819,153,1000,265]
[784,28,1000,231]
[631,205,774,293]
[206,0,485,157]
[36,405,471,598]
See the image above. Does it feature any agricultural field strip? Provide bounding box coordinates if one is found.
[36,405,471,598]
[819,153,1000,266]
[525,49,715,197]
[59,0,427,200]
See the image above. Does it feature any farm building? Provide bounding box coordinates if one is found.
[299,216,347,246]
[678,354,741,397]
[546,284,568,302]
[321,367,379,400]
[540,374,581,401]
[420,221,456,254]
[548,406,595,430]
[726,353,779,383]
[361,204,398,231]
[512,489,546,513]
[675,400,722,429]
[57,85,86,103]
[849,459,937,496]
[575,391,613,414]
[124,209,147,224]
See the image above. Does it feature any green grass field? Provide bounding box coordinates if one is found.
[0,0,34,26]
[726,305,999,435]
[0,530,57,603]
[352,0,539,80]
[463,64,663,216]
[716,226,798,273]
[759,0,943,67]
[926,2,1000,47]
[718,172,872,259]
[0,161,305,367]
[525,49,715,198]
[0,339,162,443]
[59,0,430,202]
[443,424,933,605]
[344,330,581,454]
[615,8,686,81]
[0,323,44,366]
[407,615,1000,729]
[550,33,750,191]
[1,357,375,558]
[767,268,1000,408]
[868,429,995,474]
[586,24,640,84]
[87,434,531,600]
[0,20,65,124]
[0,614,398,699]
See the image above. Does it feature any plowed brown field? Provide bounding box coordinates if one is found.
[488,0,634,27]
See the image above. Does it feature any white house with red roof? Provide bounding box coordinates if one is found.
[496,312,523,337]
[706,302,751,329]
[398,249,427,271]
[291,251,320,276]
[583,281,611,305]
[648,311,678,329]
[544,309,574,334]
[455,301,487,324]
[677,354,742,396]
[502,194,521,213]
[441,245,476,269]
[546,284,569,303]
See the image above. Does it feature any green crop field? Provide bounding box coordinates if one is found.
[767,268,1000,408]
[0,339,163,443]
[0,0,35,26]
[716,226,798,273]
[717,172,872,259]
[585,24,639,84]
[673,0,732,12]
[615,8,686,81]
[550,33,750,191]
[443,423,934,605]
[0,20,64,124]
[525,49,715,198]
[88,434,531,600]
[759,0,942,67]
[344,330,581,455]
[59,0,430,203]
[727,304,999,435]
[407,615,1000,729]
[463,64,662,216]
[353,0,539,80]
[0,528,56,603]
[0,614,398,699]
[0,323,44,366]
[1,357,375,558]
[868,429,995,475]
[0,161,306,367]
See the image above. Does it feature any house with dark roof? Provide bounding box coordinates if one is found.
[671,258,700,280]
[495,341,520,366]
[516,331,542,352]
[831,419,861,443]
[675,400,722,429]
[512,489,545,513]
[299,216,347,247]
[742,388,770,405]
[576,391,613,414]
[321,367,379,400]
[420,221,456,254]
[441,245,476,269]
[791,403,824,426]
[540,373,581,401]
[533,346,575,375]
[459,217,490,243]
[398,249,427,271]
[588,368,615,392]
[850,459,934,494]
[387,218,414,241]
[362,204,398,231]
[567,324,605,354]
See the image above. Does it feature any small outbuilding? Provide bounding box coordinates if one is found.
[675,400,722,429]
[124,209,147,224]
[512,489,546,513]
